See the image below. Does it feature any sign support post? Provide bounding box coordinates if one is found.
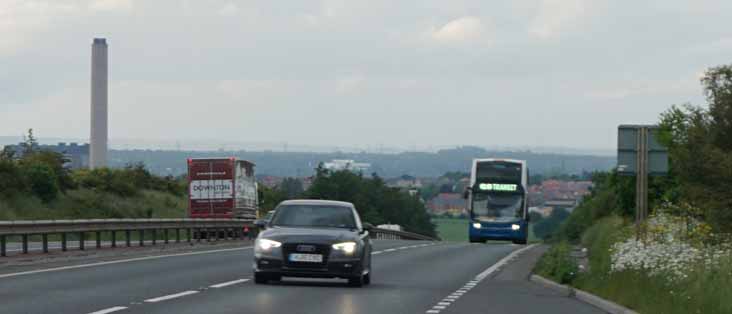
[617,125,668,238]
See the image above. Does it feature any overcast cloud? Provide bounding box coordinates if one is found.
[1,0,731,151]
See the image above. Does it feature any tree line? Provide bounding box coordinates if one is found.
[556,64,732,240]
[259,165,437,237]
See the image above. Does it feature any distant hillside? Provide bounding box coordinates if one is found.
[109,146,614,178]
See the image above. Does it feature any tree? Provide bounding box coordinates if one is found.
[701,65,732,151]
[659,67,732,232]
[258,185,286,216]
[0,160,27,197]
[0,146,15,161]
[279,177,304,199]
[22,150,75,192]
[304,168,436,237]
[20,128,38,155]
[22,162,59,202]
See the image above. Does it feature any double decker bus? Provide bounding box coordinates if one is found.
[465,159,529,244]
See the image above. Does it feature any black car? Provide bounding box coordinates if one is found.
[252,200,372,287]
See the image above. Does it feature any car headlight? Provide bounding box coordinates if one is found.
[511,224,520,231]
[472,222,482,229]
[332,241,357,255]
[256,238,282,251]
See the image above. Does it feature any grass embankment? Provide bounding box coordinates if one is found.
[536,216,732,314]
[433,218,469,242]
[0,189,186,220]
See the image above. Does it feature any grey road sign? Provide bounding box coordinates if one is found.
[617,125,668,175]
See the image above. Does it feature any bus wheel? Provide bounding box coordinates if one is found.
[513,239,527,245]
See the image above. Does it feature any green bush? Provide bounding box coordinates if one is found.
[535,242,578,284]
[0,160,27,197]
[22,162,59,202]
[73,168,138,197]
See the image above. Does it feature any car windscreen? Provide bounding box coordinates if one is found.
[270,205,356,229]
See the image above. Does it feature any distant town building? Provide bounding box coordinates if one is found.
[3,142,90,169]
[322,159,371,173]
[529,206,554,218]
[528,180,592,212]
[427,193,467,217]
[387,175,423,189]
[257,175,283,189]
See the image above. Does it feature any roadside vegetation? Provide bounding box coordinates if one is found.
[535,64,732,314]
[1,135,437,237]
[0,133,187,220]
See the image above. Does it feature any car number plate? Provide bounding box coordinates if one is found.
[289,253,323,263]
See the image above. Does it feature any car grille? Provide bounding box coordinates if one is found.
[282,243,331,269]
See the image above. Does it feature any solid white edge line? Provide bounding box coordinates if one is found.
[475,244,536,280]
[87,306,128,314]
[0,246,253,280]
[209,278,250,288]
[424,244,538,313]
[144,290,199,303]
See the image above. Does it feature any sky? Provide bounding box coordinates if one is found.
[1,0,731,152]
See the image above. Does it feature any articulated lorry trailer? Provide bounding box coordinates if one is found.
[187,158,258,220]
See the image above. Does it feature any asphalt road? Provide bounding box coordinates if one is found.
[0,240,603,314]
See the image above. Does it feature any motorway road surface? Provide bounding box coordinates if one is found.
[0,240,604,314]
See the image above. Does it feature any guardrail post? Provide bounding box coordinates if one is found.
[196,228,202,242]
[176,229,181,243]
[61,233,67,251]
[0,235,5,256]
[206,229,212,242]
[79,232,85,251]
[111,231,117,248]
[139,230,144,246]
[42,234,48,253]
[125,230,131,247]
[187,228,192,243]
[22,234,28,254]
[96,231,102,249]
[164,229,169,244]
[152,229,157,245]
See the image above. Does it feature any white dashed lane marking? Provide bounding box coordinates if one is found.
[144,290,199,303]
[80,241,436,314]
[209,279,250,288]
[424,244,536,313]
[0,246,253,280]
[87,306,128,314]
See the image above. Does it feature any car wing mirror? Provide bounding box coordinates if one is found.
[254,219,267,229]
[362,222,374,232]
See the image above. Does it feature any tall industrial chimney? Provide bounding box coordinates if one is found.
[90,38,108,169]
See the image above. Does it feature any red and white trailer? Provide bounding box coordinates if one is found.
[187,158,258,219]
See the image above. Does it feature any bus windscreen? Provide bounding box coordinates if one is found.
[471,192,524,222]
